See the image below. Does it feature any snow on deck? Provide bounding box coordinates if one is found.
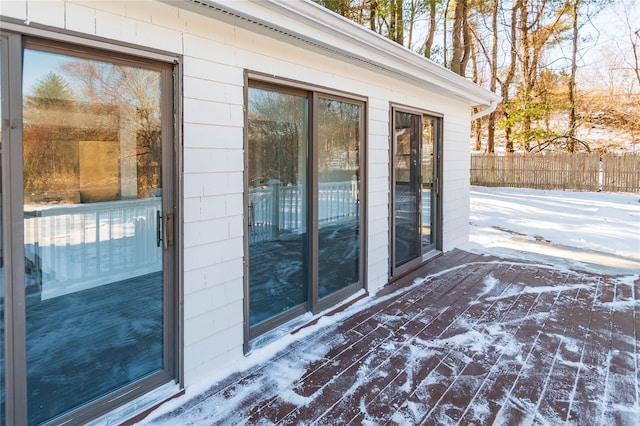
[139,249,640,425]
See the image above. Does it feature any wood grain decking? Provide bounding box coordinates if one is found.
[146,249,640,425]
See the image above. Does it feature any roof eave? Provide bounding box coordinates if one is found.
[162,0,501,107]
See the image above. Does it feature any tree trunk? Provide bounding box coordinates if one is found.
[407,0,416,49]
[451,0,470,76]
[424,0,437,58]
[471,36,482,151]
[567,0,580,152]
[394,0,404,45]
[520,0,531,151]
[443,0,450,66]
[390,0,397,41]
[451,0,464,75]
[503,0,520,154]
[473,109,482,151]
[487,0,499,153]
[632,25,640,87]
[369,0,377,32]
[461,0,471,74]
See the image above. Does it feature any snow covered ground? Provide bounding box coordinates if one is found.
[469,186,640,275]
[136,186,640,425]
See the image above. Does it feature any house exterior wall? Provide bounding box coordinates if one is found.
[1,0,478,417]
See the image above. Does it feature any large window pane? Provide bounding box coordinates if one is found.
[318,98,361,299]
[23,48,164,424]
[247,87,308,327]
[394,111,421,267]
[421,118,435,250]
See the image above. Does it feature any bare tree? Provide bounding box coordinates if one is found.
[487,0,499,153]
[502,0,520,153]
[566,0,580,151]
[621,0,640,88]
[450,0,471,75]
[424,0,439,58]
[315,0,636,154]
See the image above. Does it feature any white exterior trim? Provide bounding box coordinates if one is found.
[164,0,500,107]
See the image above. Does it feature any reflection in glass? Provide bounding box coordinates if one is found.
[23,49,164,424]
[318,99,361,299]
[247,87,308,327]
[421,118,435,250]
[394,111,421,267]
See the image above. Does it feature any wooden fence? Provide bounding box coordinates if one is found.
[470,153,640,192]
[602,153,640,192]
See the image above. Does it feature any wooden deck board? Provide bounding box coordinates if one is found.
[146,250,640,425]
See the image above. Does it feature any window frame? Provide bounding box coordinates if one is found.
[389,103,443,279]
[0,21,183,425]
[243,72,368,351]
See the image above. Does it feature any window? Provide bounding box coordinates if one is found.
[1,32,178,425]
[245,78,366,345]
[391,106,442,276]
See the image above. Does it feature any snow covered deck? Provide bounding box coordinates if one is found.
[142,249,640,424]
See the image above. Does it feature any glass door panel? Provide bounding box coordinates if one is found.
[247,87,308,328]
[393,111,421,268]
[22,48,165,424]
[421,117,435,251]
[317,98,361,299]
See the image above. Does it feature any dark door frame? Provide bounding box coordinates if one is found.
[389,104,443,279]
[0,21,182,425]
[243,73,368,351]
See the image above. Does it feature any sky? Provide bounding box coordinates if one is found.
[407,0,639,92]
[572,0,640,90]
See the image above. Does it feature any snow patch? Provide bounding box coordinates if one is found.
[478,274,500,298]
[522,284,591,294]
[470,187,640,274]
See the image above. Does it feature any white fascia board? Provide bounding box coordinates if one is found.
[164,0,500,107]
[265,0,500,106]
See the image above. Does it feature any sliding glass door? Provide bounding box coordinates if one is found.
[246,81,364,342]
[247,87,309,330]
[317,97,361,300]
[393,111,422,267]
[391,107,441,276]
[1,33,177,425]
[421,117,437,253]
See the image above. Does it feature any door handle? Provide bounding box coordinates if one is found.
[248,201,254,229]
[156,210,162,247]
[165,213,174,248]
[157,210,174,249]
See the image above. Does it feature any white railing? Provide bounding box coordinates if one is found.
[24,198,162,300]
[249,180,359,243]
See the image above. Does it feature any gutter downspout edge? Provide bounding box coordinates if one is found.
[470,100,498,121]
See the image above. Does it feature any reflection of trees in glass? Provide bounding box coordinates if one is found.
[23,53,162,203]
[248,120,299,187]
[248,88,306,187]
[318,99,360,181]
[421,120,434,185]
[23,72,83,199]
[395,112,419,184]
[63,61,162,197]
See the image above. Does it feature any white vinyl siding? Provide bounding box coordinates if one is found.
[1,0,484,397]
